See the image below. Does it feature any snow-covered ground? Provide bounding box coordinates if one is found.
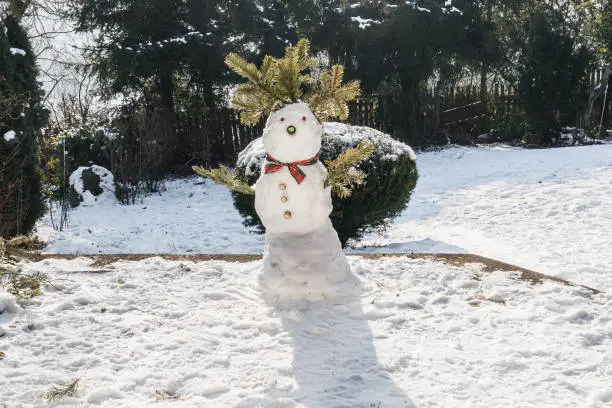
[355,143,612,291]
[3,143,611,407]
[37,181,264,255]
[37,143,612,289]
[2,256,611,407]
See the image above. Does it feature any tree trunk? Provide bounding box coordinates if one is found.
[480,63,488,101]
[480,0,493,101]
[598,67,612,139]
[10,0,31,22]
[158,69,175,114]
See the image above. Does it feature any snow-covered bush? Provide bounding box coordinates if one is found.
[40,123,117,202]
[68,165,116,207]
[233,123,418,246]
[42,105,167,206]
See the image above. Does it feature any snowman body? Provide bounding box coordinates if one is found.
[254,161,331,235]
[254,103,351,303]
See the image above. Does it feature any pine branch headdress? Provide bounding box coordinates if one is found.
[225,39,361,125]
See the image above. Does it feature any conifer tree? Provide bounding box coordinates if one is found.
[68,0,260,108]
[0,13,48,237]
[517,7,594,141]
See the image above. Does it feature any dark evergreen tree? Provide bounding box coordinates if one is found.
[596,2,612,61]
[335,0,498,145]
[0,14,48,237]
[517,7,594,143]
[255,0,297,59]
[68,0,261,107]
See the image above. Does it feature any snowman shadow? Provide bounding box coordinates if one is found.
[252,269,415,408]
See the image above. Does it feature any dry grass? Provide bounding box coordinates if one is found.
[1,236,50,301]
[155,390,180,401]
[40,379,80,402]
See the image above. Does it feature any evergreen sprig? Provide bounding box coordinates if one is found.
[226,38,360,125]
[325,142,375,198]
[2,272,49,300]
[226,54,285,125]
[308,65,361,122]
[1,236,50,301]
[274,38,318,102]
[40,379,80,402]
[192,165,255,195]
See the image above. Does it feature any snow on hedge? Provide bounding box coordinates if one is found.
[324,122,416,160]
[237,122,416,178]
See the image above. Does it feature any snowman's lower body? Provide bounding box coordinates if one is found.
[261,219,351,304]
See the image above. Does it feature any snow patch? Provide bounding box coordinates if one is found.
[351,16,380,29]
[86,388,123,403]
[0,292,19,314]
[3,130,16,142]
[9,47,26,56]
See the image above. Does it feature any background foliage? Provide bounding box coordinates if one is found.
[0,13,48,238]
[1,0,611,237]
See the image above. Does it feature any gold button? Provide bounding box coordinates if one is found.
[279,183,287,191]
[283,210,292,219]
[281,196,288,203]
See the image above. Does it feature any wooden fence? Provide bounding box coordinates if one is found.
[196,91,504,165]
[192,67,611,166]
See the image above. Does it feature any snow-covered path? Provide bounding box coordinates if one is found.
[2,256,611,407]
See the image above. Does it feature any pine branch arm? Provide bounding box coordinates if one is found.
[192,165,255,195]
[324,142,375,198]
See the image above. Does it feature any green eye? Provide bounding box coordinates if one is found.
[287,125,296,135]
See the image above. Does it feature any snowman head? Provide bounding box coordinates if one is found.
[263,102,322,163]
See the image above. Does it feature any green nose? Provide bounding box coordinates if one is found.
[286,125,296,135]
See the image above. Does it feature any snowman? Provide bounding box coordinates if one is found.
[254,102,351,302]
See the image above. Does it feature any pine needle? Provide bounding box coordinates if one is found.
[40,379,80,402]
[225,53,285,125]
[325,142,375,198]
[225,38,360,125]
[156,390,180,401]
[192,165,255,195]
[1,236,49,301]
[308,65,361,122]
[2,272,49,300]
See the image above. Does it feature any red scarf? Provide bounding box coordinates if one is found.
[264,152,320,184]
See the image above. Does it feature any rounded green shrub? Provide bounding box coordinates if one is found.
[233,123,418,246]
